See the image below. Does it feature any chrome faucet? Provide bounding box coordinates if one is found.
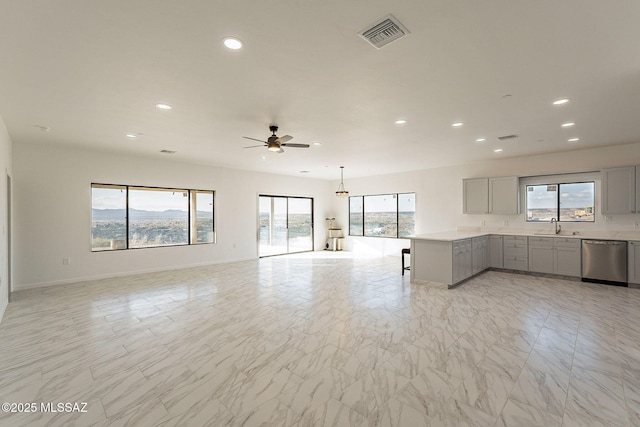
[550,217,561,234]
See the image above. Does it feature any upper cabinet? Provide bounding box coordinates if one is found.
[489,176,520,215]
[463,178,489,214]
[601,166,638,214]
[463,176,519,215]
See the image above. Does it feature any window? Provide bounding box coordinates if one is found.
[349,197,363,236]
[91,184,215,251]
[526,182,594,222]
[129,187,189,248]
[398,193,416,237]
[365,194,398,237]
[193,191,215,244]
[91,184,127,251]
[349,193,415,238]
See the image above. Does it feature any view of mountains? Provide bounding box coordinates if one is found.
[92,208,212,221]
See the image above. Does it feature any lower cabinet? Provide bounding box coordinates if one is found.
[503,236,529,270]
[630,241,640,284]
[452,239,472,284]
[472,236,489,274]
[554,238,581,276]
[488,235,504,268]
[528,236,580,277]
[528,237,554,273]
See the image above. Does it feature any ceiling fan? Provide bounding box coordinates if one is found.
[243,125,310,153]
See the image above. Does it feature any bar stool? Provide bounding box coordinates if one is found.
[402,248,410,275]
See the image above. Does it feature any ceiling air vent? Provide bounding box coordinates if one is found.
[359,14,410,49]
[497,134,519,141]
[160,149,176,154]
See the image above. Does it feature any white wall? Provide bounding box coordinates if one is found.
[0,114,12,321]
[337,142,640,253]
[11,139,640,290]
[13,142,333,289]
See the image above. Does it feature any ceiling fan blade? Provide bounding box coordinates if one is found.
[281,143,310,148]
[243,136,267,143]
[277,135,293,143]
[243,144,266,148]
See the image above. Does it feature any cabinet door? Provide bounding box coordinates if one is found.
[630,241,640,285]
[463,179,489,214]
[472,237,487,274]
[529,246,554,274]
[453,246,465,283]
[602,166,636,214]
[489,176,519,214]
[488,235,503,268]
[555,246,581,277]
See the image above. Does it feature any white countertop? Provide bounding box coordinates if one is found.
[410,228,640,242]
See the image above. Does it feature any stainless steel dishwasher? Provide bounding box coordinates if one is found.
[581,240,627,285]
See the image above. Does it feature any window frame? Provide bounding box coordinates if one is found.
[525,180,595,223]
[91,183,215,252]
[348,192,416,238]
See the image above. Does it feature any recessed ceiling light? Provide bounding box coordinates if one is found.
[561,122,575,127]
[155,103,172,110]
[394,119,407,125]
[312,142,321,146]
[125,134,137,139]
[452,122,464,127]
[553,98,571,105]
[260,156,267,160]
[475,138,486,143]
[494,148,503,153]
[568,137,580,142]
[223,37,243,50]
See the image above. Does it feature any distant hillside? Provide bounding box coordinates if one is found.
[92,208,212,221]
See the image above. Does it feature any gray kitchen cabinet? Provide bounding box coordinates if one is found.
[554,238,581,277]
[528,236,580,277]
[528,237,554,273]
[503,235,528,270]
[463,178,489,214]
[488,235,504,268]
[630,241,640,285]
[601,166,636,214]
[489,176,520,215]
[472,236,488,274]
[452,239,472,284]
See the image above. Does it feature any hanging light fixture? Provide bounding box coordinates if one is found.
[336,166,349,197]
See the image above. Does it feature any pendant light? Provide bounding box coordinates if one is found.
[336,166,349,197]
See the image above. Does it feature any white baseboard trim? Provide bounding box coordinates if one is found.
[12,256,258,291]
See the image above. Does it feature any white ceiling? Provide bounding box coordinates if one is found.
[1,1,640,180]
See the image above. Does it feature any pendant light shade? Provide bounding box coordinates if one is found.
[336,166,349,197]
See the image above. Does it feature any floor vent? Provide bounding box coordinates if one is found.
[497,134,519,141]
[359,14,410,49]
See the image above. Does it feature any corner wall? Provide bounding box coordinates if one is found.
[0,114,12,321]
[12,143,333,290]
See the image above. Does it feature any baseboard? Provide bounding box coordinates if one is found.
[12,256,257,291]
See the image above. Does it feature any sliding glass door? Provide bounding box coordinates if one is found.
[258,195,313,257]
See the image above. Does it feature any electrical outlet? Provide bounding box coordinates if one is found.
[634,221,639,230]
[503,220,509,227]
[63,257,71,265]
[481,220,486,227]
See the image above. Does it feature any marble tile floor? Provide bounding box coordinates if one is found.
[1,252,640,426]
